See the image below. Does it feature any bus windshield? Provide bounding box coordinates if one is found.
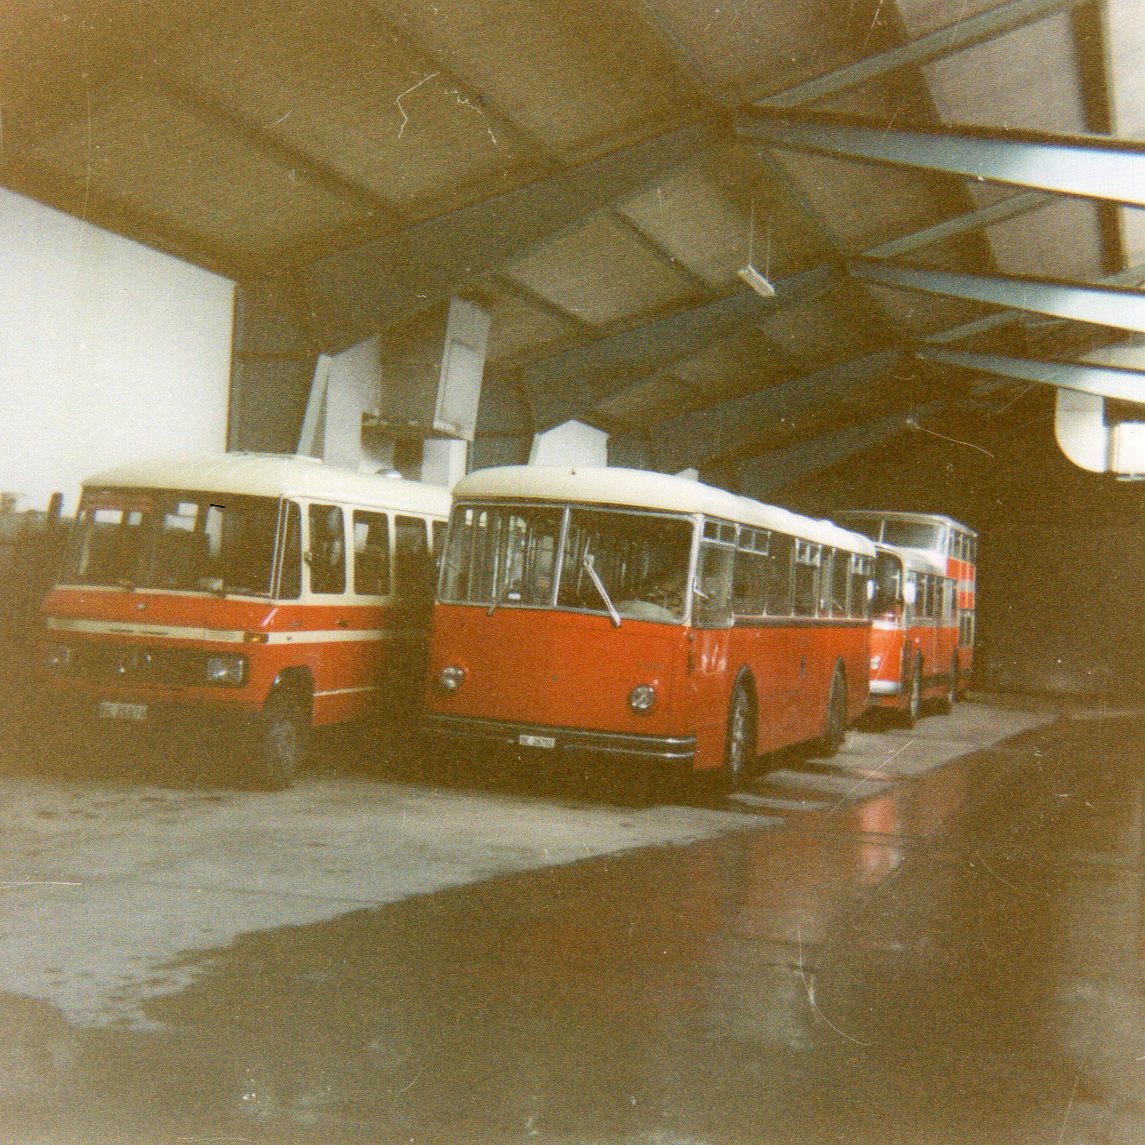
[440,503,695,623]
[62,488,297,598]
[881,520,944,549]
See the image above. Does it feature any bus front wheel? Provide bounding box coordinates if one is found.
[249,684,311,790]
[723,681,755,792]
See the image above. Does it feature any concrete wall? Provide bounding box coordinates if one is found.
[0,189,234,512]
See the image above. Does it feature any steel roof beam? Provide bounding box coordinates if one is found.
[737,108,1145,208]
[650,350,902,472]
[918,346,1145,405]
[849,257,1145,333]
[755,0,1088,108]
[525,264,838,430]
[734,402,946,498]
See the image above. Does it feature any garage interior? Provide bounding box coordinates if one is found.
[3,0,1145,1142]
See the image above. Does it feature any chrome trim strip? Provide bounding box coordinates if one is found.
[424,712,697,762]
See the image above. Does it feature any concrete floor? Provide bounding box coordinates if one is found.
[1,692,1142,1144]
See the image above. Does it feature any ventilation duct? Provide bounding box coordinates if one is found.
[1054,346,1145,478]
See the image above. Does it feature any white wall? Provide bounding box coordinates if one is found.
[0,189,234,513]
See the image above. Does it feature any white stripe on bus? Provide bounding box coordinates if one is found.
[45,617,400,644]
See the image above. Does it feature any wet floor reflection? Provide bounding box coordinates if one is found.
[3,715,1145,1144]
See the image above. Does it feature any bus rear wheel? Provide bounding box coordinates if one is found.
[723,681,755,792]
[821,667,847,757]
[249,684,311,790]
[936,655,958,714]
[901,655,923,729]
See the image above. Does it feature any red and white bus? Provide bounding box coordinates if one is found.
[38,453,450,788]
[869,543,959,725]
[423,466,876,790]
[837,510,978,697]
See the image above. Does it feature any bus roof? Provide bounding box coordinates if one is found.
[453,466,876,555]
[875,542,949,577]
[82,453,452,517]
[837,509,977,538]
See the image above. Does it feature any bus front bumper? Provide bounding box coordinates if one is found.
[424,711,697,766]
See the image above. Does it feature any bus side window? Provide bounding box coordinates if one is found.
[850,554,872,619]
[277,501,302,599]
[793,542,819,617]
[395,515,433,615]
[733,551,767,617]
[308,504,346,595]
[352,510,391,596]
[830,548,849,617]
[767,534,794,616]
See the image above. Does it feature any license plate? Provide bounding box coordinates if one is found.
[98,701,148,722]
[518,733,556,749]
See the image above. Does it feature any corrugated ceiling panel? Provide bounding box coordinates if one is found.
[895,0,1002,38]
[619,164,829,290]
[504,214,704,326]
[771,149,959,251]
[592,374,694,428]
[29,90,362,262]
[478,286,581,367]
[639,0,879,100]
[1108,0,1145,262]
[158,0,544,219]
[985,198,1105,280]
[756,286,892,364]
[667,330,794,403]
[371,0,699,161]
[921,14,1087,133]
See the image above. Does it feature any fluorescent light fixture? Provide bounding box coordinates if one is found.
[738,263,777,298]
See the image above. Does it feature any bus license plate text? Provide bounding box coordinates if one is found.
[519,733,556,749]
[98,701,148,722]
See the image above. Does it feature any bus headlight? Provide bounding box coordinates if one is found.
[438,665,466,694]
[205,655,247,687]
[42,642,72,671]
[628,683,657,713]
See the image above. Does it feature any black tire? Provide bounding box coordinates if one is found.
[821,666,847,757]
[901,655,923,729]
[936,655,958,714]
[723,680,755,792]
[249,684,311,790]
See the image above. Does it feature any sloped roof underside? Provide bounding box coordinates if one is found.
[3,0,1144,490]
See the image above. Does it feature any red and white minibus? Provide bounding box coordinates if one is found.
[38,453,450,788]
[869,543,959,725]
[837,510,977,696]
[424,466,876,790]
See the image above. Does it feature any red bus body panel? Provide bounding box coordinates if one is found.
[426,605,870,771]
[40,587,418,726]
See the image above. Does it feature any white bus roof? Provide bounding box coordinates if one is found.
[837,508,977,537]
[453,466,876,555]
[875,542,949,577]
[82,453,452,516]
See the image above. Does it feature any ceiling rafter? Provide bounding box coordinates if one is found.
[607,208,716,296]
[738,107,1145,208]
[850,257,1145,334]
[918,347,1145,404]
[524,264,839,429]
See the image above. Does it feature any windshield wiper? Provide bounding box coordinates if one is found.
[581,553,621,628]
